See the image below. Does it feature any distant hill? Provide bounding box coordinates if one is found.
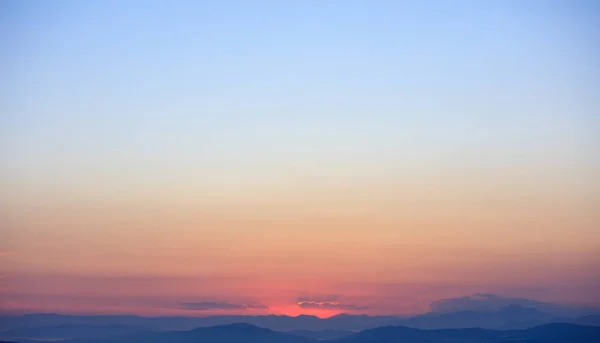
[58,323,311,343]
[402,304,566,330]
[7,323,600,343]
[10,323,599,343]
[4,293,597,335]
[2,308,599,341]
[335,323,600,343]
[0,324,146,340]
[573,314,600,327]
[0,313,404,332]
[286,329,354,340]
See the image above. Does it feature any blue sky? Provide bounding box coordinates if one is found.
[4,1,598,184]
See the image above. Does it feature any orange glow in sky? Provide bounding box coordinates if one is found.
[2,0,600,317]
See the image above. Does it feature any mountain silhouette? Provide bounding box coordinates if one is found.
[3,308,600,341]
[58,323,311,343]
[0,313,403,333]
[6,322,600,343]
[0,324,146,340]
[335,323,600,343]
[286,329,354,340]
[431,294,597,317]
[402,304,564,330]
[574,313,600,327]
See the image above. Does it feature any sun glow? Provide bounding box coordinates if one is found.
[268,304,343,318]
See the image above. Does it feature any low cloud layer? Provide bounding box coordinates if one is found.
[180,302,269,311]
[296,296,370,310]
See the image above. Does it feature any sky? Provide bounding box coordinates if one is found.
[1,0,599,317]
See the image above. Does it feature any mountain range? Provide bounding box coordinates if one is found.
[335,323,600,343]
[6,322,600,343]
[1,308,599,342]
[2,295,599,342]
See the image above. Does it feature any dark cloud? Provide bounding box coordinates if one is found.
[179,302,269,311]
[296,296,369,310]
[429,293,596,317]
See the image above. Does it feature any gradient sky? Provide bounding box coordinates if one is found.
[1,0,599,317]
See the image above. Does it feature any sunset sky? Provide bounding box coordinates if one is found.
[1,1,599,317]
